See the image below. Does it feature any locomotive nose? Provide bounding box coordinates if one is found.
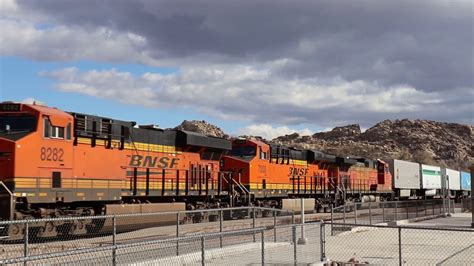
[0,137,15,221]
[0,137,15,181]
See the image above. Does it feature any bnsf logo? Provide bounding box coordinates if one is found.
[288,167,309,176]
[128,155,179,168]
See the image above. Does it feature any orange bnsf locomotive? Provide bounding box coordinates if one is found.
[222,139,393,209]
[0,102,232,238]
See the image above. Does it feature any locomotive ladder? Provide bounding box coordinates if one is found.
[127,134,142,196]
[222,173,252,206]
[329,177,346,204]
[339,177,348,203]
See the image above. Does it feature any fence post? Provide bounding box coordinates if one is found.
[330,206,334,236]
[432,200,435,215]
[176,212,180,256]
[298,198,307,245]
[253,207,256,242]
[261,229,265,265]
[447,196,452,215]
[291,212,295,224]
[201,236,205,266]
[112,215,117,266]
[405,203,409,219]
[320,221,326,262]
[273,210,277,242]
[292,225,297,266]
[354,203,358,224]
[415,201,418,218]
[424,201,427,217]
[220,209,223,248]
[395,201,398,221]
[382,202,385,222]
[24,221,29,266]
[398,227,402,266]
[369,202,372,225]
[343,204,346,224]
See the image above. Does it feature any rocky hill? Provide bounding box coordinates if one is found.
[175,119,473,171]
[174,120,228,139]
[273,119,473,171]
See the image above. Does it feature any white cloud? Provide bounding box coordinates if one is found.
[39,65,469,128]
[238,124,312,140]
[0,17,157,65]
[20,98,45,105]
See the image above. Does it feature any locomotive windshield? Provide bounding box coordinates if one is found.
[0,115,37,133]
[231,146,256,157]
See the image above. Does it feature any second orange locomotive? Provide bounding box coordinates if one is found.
[222,138,393,208]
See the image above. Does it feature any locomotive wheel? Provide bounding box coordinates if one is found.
[192,213,204,223]
[7,224,25,241]
[86,218,105,235]
[70,220,88,236]
[37,221,58,238]
[180,215,193,224]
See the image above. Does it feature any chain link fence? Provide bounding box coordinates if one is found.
[322,221,473,265]
[2,217,472,265]
[0,207,299,264]
[0,221,326,265]
[330,199,454,227]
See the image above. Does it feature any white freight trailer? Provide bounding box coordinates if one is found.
[461,171,471,191]
[445,168,461,191]
[388,159,420,197]
[421,164,441,189]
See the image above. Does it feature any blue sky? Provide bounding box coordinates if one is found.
[0,0,472,139]
[0,56,231,129]
[0,56,317,135]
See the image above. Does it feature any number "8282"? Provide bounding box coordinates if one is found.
[40,147,64,162]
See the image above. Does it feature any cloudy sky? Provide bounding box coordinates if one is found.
[1,0,472,139]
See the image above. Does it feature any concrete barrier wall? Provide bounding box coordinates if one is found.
[281,198,315,212]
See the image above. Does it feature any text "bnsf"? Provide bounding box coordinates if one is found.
[128,155,179,168]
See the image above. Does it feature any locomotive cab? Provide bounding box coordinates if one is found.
[0,102,74,220]
[223,139,270,189]
[228,138,269,160]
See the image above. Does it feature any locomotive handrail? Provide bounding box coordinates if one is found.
[0,181,13,221]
